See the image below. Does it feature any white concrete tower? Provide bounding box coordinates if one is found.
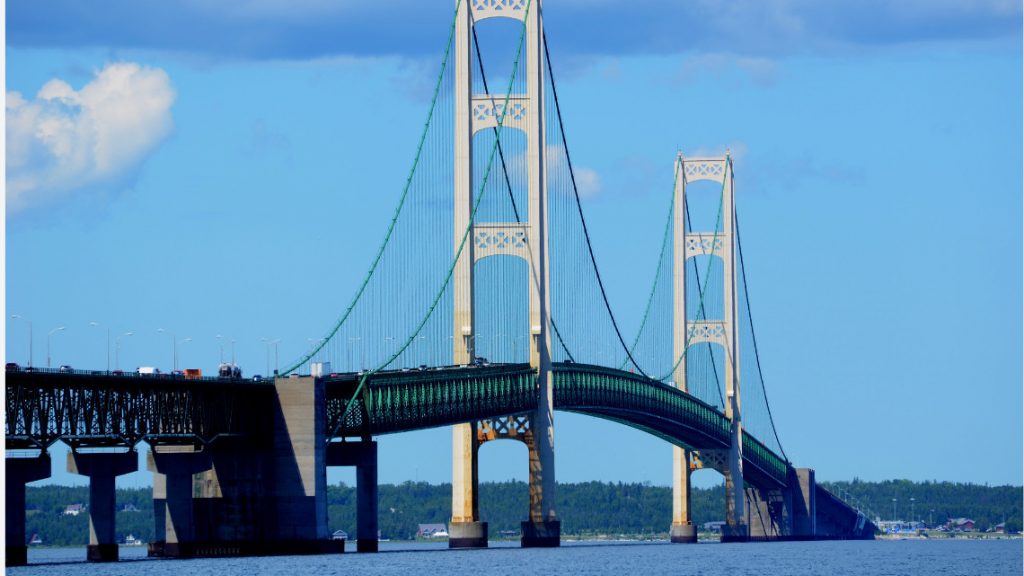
[670,154,747,542]
[450,0,558,548]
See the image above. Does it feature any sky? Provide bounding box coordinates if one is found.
[5,1,1022,494]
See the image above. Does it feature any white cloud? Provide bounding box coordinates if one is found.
[6,62,176,214]
[572,166,602,199]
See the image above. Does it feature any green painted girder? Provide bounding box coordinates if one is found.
[328,362,788,487]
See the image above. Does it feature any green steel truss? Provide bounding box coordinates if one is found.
[326,362,788,487]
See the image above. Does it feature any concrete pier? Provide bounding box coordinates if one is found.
[6,454,51,566]
[149,447,214,557]
[67,451,138,561]
[326,441,378,552]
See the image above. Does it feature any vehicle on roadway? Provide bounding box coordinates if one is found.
[6,362,20,371]
[137,367,161,376]
[59,365,73,373]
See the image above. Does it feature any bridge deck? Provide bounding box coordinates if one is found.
[6,363,788,487]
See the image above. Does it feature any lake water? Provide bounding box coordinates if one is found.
[13,539,1023,575]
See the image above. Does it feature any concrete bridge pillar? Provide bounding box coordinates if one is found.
[449,423,487,548]
[791,468,816,538]
[5,454,51,566]
[746,485,791,541]
[670,447,697,542]
[149,447,213,557]
[721,464,749,542]
[326,441,378,552]
[67,450,138,561]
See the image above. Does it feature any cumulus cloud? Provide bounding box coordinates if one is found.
[7,62,176,214]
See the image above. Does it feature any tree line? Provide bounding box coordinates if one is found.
[22,479,1022,545]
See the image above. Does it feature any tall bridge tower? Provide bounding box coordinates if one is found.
[450,0,558,548]
[670,153,748,541]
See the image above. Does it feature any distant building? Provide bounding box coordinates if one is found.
[417,523,449,538]
[120,503,140,513]
[946,518,975,531]
[994,523,1006,533]
[63,504,85,516]
[702,521,726,533]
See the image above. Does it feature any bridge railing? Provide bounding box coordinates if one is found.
[552,362,732,448]
[325,363,538,438]
[741,429,789,487]
[4,366,267,385]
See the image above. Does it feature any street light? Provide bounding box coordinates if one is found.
[264,336,276,377]
[47,326,66,368]
[90,322,110,371]
[910,497,916,525]
[157,328,173,371]
[11,315,33,367]
[177,337,192,371]
[271,339,281,375]
[115,332,134,370]
[892,498,897,522]
[216,334,224,364]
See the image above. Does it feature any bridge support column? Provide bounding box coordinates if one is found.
[670,447,697,543]
[450,423,488,548]
[67,450,138,561]
[521,425,559,548]
[147,459,167,557]
[327,441,378,552]
[791,468,816,539]
[721,464,749,542]
[6,454,51,566]
[149,447,213,558]
[745,485,790,541]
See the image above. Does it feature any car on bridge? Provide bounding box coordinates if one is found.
[59,365,73,373]
[6,362,20,371]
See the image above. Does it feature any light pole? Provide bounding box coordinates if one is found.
[261,338,271,376]
[115,332,134,370]
[910,497,915,525]
[272,339,281,375]
[177,337,192,371]
[90,322,110,372]
[892,498,897,523]
[47,326,66,368]
[930,509,935,528]
[157,328,173,371]
[11,315,33,367]
[216,334,224,364]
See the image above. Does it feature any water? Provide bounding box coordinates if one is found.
[13,539,1023,575]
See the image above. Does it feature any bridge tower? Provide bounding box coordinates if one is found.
[671,153,748,541]
[450,0,558,548]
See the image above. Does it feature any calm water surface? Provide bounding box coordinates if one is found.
[14,539,1023,575]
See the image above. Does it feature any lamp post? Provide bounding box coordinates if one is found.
[892,498,897,522]
[216,334,224,364]
[89,322,110,372]
[177,337,192,371]
[271,339,281,375]
[11,315,33,367]
[157,328,173,371]
[47,326,66,368]
[261,338,271,376]
[910,497,915,525]
[115,332,134,370]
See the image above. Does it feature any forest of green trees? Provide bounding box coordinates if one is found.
[23,479,1022,545]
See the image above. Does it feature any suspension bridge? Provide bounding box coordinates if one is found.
[5,0,875,566]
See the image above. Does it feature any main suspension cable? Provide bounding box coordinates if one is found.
[543,29,649,379]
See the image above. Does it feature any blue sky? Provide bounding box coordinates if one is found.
[6,1,1022,491]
